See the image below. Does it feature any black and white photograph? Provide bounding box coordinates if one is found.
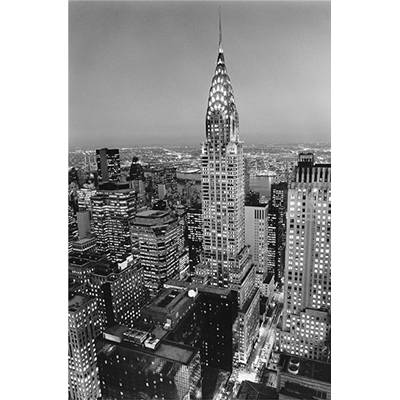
[4,0,400,399]
[68,1,330,399]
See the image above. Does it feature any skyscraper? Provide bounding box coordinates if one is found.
[96,148,121,183]
[201,13,259,366]
[77,258,146,331]
[68,294,101,400]
[91,185,136,263]
[278,153,331,362]
[131,210,180,297]
[267,182,288,282]
[201,13,245,288]
[245,200,269,288]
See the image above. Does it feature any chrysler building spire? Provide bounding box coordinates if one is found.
[219,7,223,52]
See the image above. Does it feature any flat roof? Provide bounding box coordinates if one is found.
[280,354,331,384]
[136,209,170,218]
[73,237,96,245]
[69,294,91,312]
[164,279,232,297]
[101,324,197,365]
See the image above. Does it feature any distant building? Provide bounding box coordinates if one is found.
[128,156,146,205]
[144,165,178,205]
[131,210,180,297]
[77,187,97,212]
[68,294,101,400]
[68,205,78,253]
[278,154,331,362]
[97,324,202,400]
[96,148,121,183]
[277,354,331,400]
[76,210,91,239]
[91,185,136,263]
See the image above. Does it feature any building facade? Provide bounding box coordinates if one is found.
[200,16,260,366]
[91,186,136,263]
[267,182,288,282]
[278,154,331,362]
[96,148,121,183]
[245,202,269,287]
[131,210,180,298]
[68,294,101,400]
[97,325,202,400]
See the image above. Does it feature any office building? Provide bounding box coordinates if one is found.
[278,154,331,362]
[97,324,202,400]
[245,201,269,287]
[186,206,203,271]
[77,187,97,212]
[131,210,180,297]
[71,237,97,255]
[161,281,238,373]
[76,210,91,239]
[201,16,260,366]
[267,182,288,282]
[96,148,121,183]
[68,294,101,400]
[144,165,178,205]
[69,205,78,253]
[77,258,146,331]
[277,354,331,400]
[91,185,136,263]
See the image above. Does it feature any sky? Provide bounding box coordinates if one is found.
[69,1,330,149]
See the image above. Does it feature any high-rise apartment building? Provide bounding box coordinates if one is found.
[278,153,331,362]
[131,210,180,297]
[201,14,260,366]
[91,185,136,263]
[96,148,121,183]
[68,294,101,400]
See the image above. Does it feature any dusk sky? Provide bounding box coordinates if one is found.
[69,1,330,149]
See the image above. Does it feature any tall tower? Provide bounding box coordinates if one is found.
[201,12,260,366]
[201,11,246,288]
[278,153,331,362]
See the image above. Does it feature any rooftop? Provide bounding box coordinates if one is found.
[101,324,197,365]
[69,294,92,312]
[164,279,233,297]
[237,380,278,400]
[135,209,170,218]
[279,354,331,384]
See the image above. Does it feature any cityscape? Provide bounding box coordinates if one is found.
[68,2,331,400]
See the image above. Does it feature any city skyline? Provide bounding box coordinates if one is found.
[68,2,331,399]
[69,1,330,149]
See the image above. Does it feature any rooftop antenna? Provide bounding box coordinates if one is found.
[218,6,223,52]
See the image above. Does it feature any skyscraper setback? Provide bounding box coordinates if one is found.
[278,153,331,362]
